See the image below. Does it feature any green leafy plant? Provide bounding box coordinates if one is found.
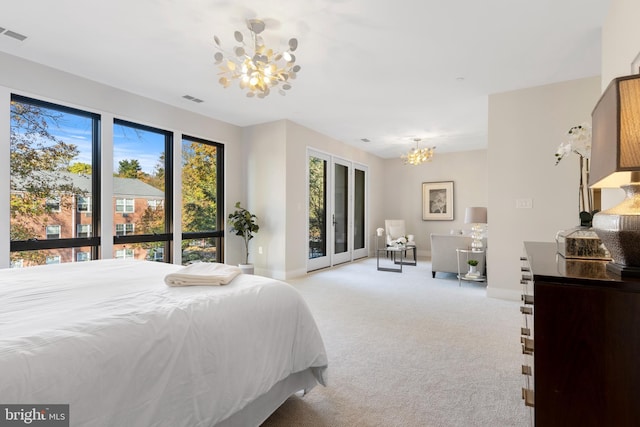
[227,202,259,265]
[467,259,479,267]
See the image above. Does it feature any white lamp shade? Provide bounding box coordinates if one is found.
[464,207,487,224]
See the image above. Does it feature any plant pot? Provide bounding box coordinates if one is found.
[467,265,478,277]
[239,264,254,275]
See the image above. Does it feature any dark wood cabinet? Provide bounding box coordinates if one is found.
[522,242,640,426]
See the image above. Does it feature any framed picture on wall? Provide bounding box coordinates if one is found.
[422,181,454,220]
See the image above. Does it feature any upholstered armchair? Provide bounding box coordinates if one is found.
[384,220,416,247]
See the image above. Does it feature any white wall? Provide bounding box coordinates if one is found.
[380,150,488,258]
[602,0,640,88]
[235,119,390,280]
[0,51,244,267]
[238,121,288,277]
[487,76,601,300]
[283,121,385,279]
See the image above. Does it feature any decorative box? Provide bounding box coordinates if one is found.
[555,227,611,260]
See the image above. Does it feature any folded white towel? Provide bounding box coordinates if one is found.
[164,262,242,287]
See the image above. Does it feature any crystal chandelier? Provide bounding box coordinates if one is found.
[401,138,435,165]
[214,19,300,98]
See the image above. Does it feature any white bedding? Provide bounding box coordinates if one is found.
[0,259,327,426]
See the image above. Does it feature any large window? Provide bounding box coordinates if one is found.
[112,119,172,262]
[77,196,91,212]
[115,248,135,259]
[45,197,61,212]
[46,225,61,240]
[115,198,135,213]
[9,95,100,267]
[8,95,226,267]
[76,224,92,238]
[115,223,135,236]
[181,136,224,264]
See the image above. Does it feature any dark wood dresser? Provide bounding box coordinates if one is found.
[520,241,640,426]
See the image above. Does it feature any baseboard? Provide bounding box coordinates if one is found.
[253,268,288,281]
[486,286,521,301]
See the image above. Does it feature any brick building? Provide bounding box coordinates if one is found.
[11,172,164,267]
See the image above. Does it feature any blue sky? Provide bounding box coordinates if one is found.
[20,108,166,174]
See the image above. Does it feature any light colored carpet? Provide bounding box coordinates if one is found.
[261,257,530,427]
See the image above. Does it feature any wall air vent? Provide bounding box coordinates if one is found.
[182,95,204,103]
[4,30,27,41]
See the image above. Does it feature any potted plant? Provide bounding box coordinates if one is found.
[227,202,260,274]
[467,259,479,277]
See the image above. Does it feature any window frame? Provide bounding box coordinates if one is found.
[115,223,135,236]
[45,255,61,264]
[112,119,173,262]
[115,198,135,213]
[115,248,135,259]
[46,225,61,240]
[76,251,91,262]
[9,95,101,261]
[77,196,91,213]
[45,196,61,212]
[76,224,92,238]
[181,135,225,264]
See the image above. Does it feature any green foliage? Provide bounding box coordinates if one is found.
[117,159,142,178]
[10,100,85,265]
[227,202,259,264]
[182,143,217,232]
[308,157,326,242]
[467,259,479,266]
[68,162,92,174]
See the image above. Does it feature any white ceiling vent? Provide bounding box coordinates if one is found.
[182,95,203,103]
[4,30,27,41]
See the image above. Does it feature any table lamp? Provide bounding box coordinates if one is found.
[464,207,487,251]
[590,73,640,277]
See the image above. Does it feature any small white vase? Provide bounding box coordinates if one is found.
[467,265,478,276]
[239,264,254,274]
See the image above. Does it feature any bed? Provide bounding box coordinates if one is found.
[0,259,328,426]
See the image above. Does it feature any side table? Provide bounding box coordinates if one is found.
[456,248,486,286]
[377,246,407,272]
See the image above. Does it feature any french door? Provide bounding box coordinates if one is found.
[307,149,368,271]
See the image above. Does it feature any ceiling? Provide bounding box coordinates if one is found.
[0,0,609,159]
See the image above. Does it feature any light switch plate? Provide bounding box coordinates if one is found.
[516,198,533,209]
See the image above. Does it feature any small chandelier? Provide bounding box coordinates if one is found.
[401,138,435,165]
[214,19,300,98]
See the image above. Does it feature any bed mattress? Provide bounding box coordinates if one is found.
[0,259,327,426]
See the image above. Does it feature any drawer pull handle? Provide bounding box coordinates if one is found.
[522,388,535,407]
[521,266,531,272]
[520,306,533,315]
[521,337,534,353]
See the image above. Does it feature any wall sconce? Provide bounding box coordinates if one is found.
[590,73,640,277]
